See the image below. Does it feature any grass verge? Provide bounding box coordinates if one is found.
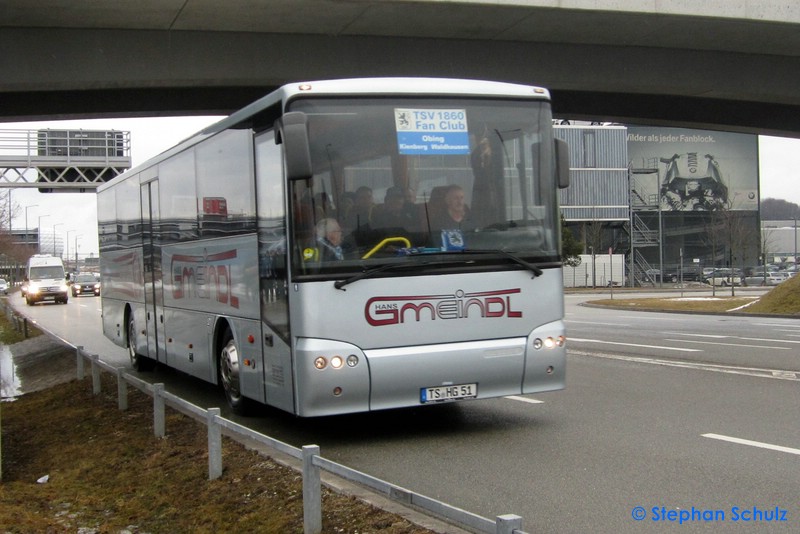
[1,369,435,533]
[0,303,41,345]
[586,275,800,315]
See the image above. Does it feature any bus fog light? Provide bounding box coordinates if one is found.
[346,354,359,367]
[331,356,343,369]
[314,357,327,369]
[533,338,543,350]
[546,366,554,374]
[333,387,343,396]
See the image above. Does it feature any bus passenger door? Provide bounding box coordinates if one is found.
[141,180,166,364]
[255,130,294,413]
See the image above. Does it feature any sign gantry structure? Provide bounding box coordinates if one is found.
[0,129,131,192]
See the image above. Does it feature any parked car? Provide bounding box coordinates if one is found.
[0,278,7,295]
[71,273,101,297]
[645,267,701,283]
[743,271,787,286]
[703,269,742,287]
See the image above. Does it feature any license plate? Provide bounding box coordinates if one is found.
[421,383,477,403]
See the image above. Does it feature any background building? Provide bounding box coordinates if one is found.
[556,124,763,286]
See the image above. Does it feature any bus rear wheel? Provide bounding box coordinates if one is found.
[219,328,250,415]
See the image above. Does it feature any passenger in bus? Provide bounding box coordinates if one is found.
[314,218,345,261]
[337,191,356,222]
[341,186,375,246]
[312,192,334,219]
[341,186,374,230]
[430,184,472,231]
[401,186,422,222]
[372,186,419,233]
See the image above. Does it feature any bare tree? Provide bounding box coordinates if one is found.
[701,195,760,296]
[0,190,34,284]
[761,226,779,265]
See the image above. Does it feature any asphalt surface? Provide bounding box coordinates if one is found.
[4,289,799,533]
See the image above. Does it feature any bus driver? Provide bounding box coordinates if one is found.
[313,218,344,261]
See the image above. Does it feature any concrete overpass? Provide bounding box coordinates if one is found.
[2,1,800,136]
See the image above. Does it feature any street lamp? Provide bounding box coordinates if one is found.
[66,230,75,267]
[24,204,38,248]
[52,222,63,255]
[37,214,49,254]
[75,234,83,271]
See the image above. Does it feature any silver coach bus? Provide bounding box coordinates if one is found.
[98,78,570,417]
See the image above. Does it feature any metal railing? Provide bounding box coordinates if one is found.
[73,346,531,534]
[0,129,131,189]
[0,129,131,164]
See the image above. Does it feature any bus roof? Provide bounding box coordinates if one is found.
[98,77,551,193]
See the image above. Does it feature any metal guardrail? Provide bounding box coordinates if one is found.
[3,304,31,338]
[73,346,531,534]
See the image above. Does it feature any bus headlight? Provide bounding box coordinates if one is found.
[314,357,327,369]
[533,335,566,350]
[330,356,344,369]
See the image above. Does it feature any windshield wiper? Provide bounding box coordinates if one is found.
[333,249,542,290]
[334,254,484,290]
[461,249,543,278]
[334,262,421,290]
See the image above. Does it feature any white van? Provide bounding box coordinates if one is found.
[25,254,69,305]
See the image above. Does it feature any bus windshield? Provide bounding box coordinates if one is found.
[287,97,560,278]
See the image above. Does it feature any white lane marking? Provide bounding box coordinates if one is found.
[663,332,726,338]
[702,434,800,456]
[567,320,632,327]
[572,351,799,381]
[569,337,702,352]
[617,315,684,321]
[663,338,792,351]
[505,395,544,404]
[663,332,800,345]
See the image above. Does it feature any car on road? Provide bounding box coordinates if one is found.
[25,254,69,305]
[0,278,8,295]
[743,271,787,286]
[71,273,101,297]
[703,268,742,287]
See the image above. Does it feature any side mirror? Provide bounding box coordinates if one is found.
[555,138,570,189]
[275,112,312,181]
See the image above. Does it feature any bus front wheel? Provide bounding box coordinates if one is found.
[219,328,250,415]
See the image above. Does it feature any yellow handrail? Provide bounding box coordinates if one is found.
[362,237,411,259]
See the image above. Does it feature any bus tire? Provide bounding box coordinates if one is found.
[128,313,154,371]
[219,327,250,415]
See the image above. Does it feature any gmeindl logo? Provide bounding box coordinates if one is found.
[365,288,521,326]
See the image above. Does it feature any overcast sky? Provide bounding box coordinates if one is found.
[3,117,800,257]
